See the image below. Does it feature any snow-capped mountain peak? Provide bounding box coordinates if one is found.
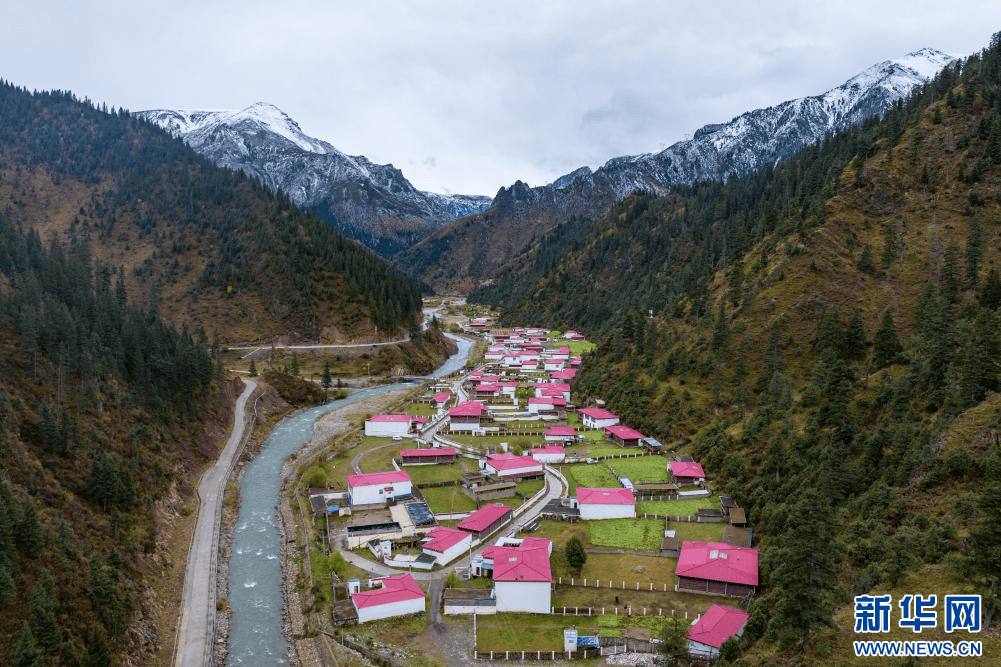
[134,103,490,257]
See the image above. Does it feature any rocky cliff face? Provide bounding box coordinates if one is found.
[135,103,490,257]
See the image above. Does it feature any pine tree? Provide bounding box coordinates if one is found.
[248,360,257,377]
[871,311,903,368]
[28,570,61,653]
[565,535,587,572]
[15,621,42,667]
[321,361,332,390]
[765,489,839,651]
[982,268,1001,310]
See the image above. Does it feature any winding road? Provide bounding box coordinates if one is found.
[173,378,256,667]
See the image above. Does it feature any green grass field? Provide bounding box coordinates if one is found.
[587,518,664,551]
[636,497,717,516]
[565,464,619,492]
[420,485,477,514]
[666,521,726,543]
[551,551,676,587]
[607,456,669,481]
[405,460,473,485]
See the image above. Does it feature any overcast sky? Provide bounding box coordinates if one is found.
[4,1,998,195]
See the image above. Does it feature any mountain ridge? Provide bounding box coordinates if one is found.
[396,47,957,293]
[135,103,491,256]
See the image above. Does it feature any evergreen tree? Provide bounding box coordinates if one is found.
[967,483,1001,627]
[843,310,867,360]
[0,563,16,606]
[565,535,587,572]
[856,243,874,274]
[321,361,332,390]
[959,308,1000,406]
[248,360,257,377]
[15,621,42,667]
[966,216,982,288]
[871,311,903,368]
[982,268,1001,310]
[657,617,690,665]
[942,243,960,304]
[765,490,839,651]
[28,571,61,653]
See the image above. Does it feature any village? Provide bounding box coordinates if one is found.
[299,312,757,664]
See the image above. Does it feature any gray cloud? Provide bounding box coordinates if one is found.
[2,1,997,195]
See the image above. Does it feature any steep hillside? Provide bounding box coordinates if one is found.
[475,37,1001,662]
[0,84,422,343]
[135,104,491,257]
[0,210,224,665]
[398,49,955,294]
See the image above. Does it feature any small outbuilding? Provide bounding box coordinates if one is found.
[670,461,706,485]
[457,504,513,540]
[687,604,750,660]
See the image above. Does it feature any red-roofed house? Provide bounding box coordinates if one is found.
[578,408,620,429]
[483,455,544,479]
[549,369,576,381]
[400,448,457,465]
[351,574,425,623]
[457,504,513,539]
[687,604,750,660]
[605,424,646,448]
[420,526,473,565]
[492,538,553,614]
[675,542,758,597]
[475,383,502,399]
[433,391,452,409]
[543,426,576,442]
[577,487,636,520]
[364,414,424,438]
[530,445,566,464]
[528,396,566,413]
[543,358,566,372]
[347,471,413,506]
[671,461,706,484]
[536,382,571,401]
[448,401,486,432]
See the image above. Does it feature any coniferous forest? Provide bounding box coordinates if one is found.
[0,213,218,665]
[0,78,432,665]
[474,34,1001,660]
[0,81,422,342]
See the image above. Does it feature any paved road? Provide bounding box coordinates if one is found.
[232,340,408,360]
[173,378,256,667]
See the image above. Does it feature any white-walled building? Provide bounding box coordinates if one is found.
[421,526,473,565]
[351,574,425,623]
[364,414,423,438]
[578,408,620,429]
[347,471,413,506]
[577,487,636,520]
[483,454,544,479]
[687,604,750,660]
[448,401,486,432]
[490,538,552,614]
[531,445,566,464]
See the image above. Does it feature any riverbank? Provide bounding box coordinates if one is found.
[277,386,416,666]
[210,383,416,666]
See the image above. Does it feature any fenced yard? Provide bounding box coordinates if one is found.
[637,497,718,516]
[588,518,664,551]
[563,463,619,492]
[608,456,670,481]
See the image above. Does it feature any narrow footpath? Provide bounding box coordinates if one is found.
[173,378,256,667]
